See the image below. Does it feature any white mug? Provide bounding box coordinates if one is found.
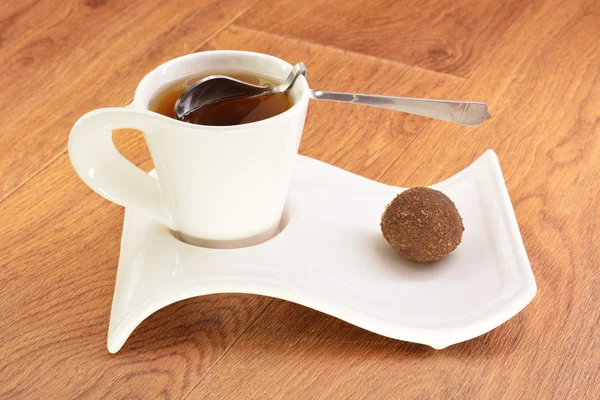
[69,51,309,248]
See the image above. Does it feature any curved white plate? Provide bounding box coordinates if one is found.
[108,150,536,353]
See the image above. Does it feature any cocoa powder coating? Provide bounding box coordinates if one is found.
[381,187,464,262]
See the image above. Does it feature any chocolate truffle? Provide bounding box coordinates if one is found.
[381,187,464,262]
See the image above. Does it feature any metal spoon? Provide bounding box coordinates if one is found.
[174,63,308,121]
[175,62,491,126]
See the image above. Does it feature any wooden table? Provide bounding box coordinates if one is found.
[1,0,598,398]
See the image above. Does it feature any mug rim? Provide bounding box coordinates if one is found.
[132,50,310,131]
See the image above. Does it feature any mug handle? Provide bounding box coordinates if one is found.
[68,107,178,231]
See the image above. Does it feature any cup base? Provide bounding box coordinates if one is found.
[173,223,281,249]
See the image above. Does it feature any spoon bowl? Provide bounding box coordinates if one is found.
[175,63,308,121]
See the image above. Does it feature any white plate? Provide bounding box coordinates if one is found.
[107,150,536,353]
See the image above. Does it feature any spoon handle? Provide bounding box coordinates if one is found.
[309,90,490,126]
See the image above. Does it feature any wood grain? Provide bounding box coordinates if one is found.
[187,300,531,399]
[1,0,599,398]
[0,0,256,201]
[0,148,273,398]
[378,2,600,396]
[236,0,531,77]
